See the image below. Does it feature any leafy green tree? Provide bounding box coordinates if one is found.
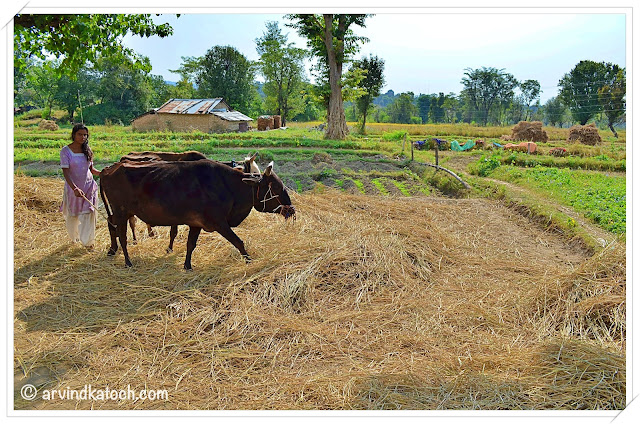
[558,60,609,125]
[286,14,370,139]
[54,68,97,122]
[148,74,173,108]
[461,67,518,125]
[543,96,567,127]
[26,60,60,119]
[194,46,255,114]
[442,94,460,123]
[598,66,625,137]
[520,79,541,120]
[416,94,432,124]
[292,83,322,122]
[255,22,308,125]
[14,14,173,77]
[387,92,417,124]
[429,93,446,123]
[83,55,152,124]
[351,54,385,133]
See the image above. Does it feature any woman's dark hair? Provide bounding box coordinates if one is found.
[71,123,93,162]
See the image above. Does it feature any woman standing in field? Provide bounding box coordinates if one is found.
[59,123,101,250]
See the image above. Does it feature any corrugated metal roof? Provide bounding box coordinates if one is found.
[212,111,253,122]
[156,99,227,114]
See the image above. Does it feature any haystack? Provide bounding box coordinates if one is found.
[567,124,602,146]
[273,115,281,129]
[508,121,548,143]
[257,116,274,131]
[38,119,59,131]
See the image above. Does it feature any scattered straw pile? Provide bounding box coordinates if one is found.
[14,175,625,410]
[38,120,59,131]
[568,124,602,146]
[502,121,548,143]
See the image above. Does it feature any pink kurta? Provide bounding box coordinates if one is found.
[59,145,98,216]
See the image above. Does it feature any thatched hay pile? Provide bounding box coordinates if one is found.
[14,175,625,410]
[568,124,602,145]
[502,121,548,143]
[273,115,281,129]
[38,119,59,131]
[257,116,274,131]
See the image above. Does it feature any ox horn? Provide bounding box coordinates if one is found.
[264,162,274,176]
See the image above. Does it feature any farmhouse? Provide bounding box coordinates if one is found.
[131,98,253,133]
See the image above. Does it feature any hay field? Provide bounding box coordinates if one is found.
[14,175,625,410]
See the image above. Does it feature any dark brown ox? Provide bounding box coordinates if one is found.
[99,159,294,270]
[119,151,260,252]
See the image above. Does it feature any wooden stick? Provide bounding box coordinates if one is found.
[416,162,472,189]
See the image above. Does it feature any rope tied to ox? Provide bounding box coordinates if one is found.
[256,184,296,220]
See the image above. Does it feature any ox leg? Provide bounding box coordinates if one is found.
[128,216,137,244]
[184,226,202,271]
[167,225,178,253]
[147,224,156,238]
[117,220,133,267]
[217,223,251,263]
[107,219,118,256]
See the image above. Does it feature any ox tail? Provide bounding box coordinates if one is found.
[99,179,116,229]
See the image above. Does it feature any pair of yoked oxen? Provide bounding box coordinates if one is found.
[99,151,295,270]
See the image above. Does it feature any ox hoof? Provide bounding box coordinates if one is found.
[166,247,173,254]
[125,260,133,267]
[107,248,117,256]
[149,232,157,238]
[184,265,193,272]
[131,240,138,245]
[243,255,252,264]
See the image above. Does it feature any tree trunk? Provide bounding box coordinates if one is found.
[609,123,618,138]
[323,14,348,140]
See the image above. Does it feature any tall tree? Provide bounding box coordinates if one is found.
[461,67,518,125]
[598,65,626,137]
[83,55,153,124]
[429,93,446,123]
[558,60,609,125]
[194,46,255,113]
[286,14,370,139]
[255,21,308,125]
[53,68,97,123]
[519,79,541,120]
[387,92,417,124]
[544,96,567,127]
[26,60,60,119]
[351,54,385,134]
[14,14,173,77]
[416,94,432,124]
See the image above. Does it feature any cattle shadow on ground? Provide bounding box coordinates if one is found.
[15,246,228,334]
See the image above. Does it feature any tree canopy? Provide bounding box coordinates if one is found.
[558,60,609,125]
[461,67,518,125]
[351,54,385,133]
[14,14,174,77]
[255,21,308,125]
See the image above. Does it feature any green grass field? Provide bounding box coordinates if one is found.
[13,116,627,236]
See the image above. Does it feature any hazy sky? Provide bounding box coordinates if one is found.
[122,12,626,104]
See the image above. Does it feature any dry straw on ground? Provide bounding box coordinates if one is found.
[14,175,625,410]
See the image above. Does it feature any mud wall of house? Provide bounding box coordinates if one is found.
[132,114,241,133]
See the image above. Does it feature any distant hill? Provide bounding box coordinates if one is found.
[165,80,177,87]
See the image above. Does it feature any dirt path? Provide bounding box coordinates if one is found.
[437,151,616,248]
